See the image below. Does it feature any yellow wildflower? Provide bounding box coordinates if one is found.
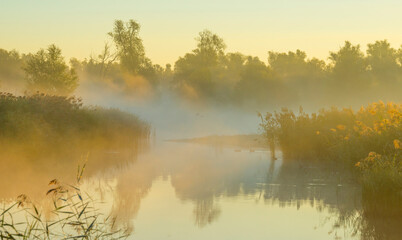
[316,131,320,135]
[355,162,361,167]
[330,128,337,132]
[336,125,346,130]
[394,139,401,149]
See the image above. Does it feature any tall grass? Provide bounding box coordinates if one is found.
[259,101,402,198]
[0,92,151,201]
[0,92,150,155]
[0,164,129,239]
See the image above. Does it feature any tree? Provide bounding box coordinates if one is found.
[235,56,290,107]
[268,50,309,79]
[108,19,160,88]
[108,20,146,75]
[173,30,227,99]
[329,41,367,82]
[268,50,327,104]
[0,49,25,90]
[24,45,78,95]
[194,30,226,61]
[96,43,118,80]
[327,41,370,100]
[367,40,400,83]
[268,50,326,83]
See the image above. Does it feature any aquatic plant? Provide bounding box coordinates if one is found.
[0,92,150,155]
[0,164,129,240]
[260,101,402,197]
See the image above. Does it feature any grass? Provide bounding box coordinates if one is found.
[0,92,150,156]
[0,164,129,240]
[259,101,402,198]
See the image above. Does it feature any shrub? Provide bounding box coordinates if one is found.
[260,101,402,198]
[0,92,150,156]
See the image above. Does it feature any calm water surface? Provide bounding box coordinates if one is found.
[78,140,399,240]
[2,138,400,240]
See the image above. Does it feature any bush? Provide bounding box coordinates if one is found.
[260,101,402,197]
[0,92,150,155]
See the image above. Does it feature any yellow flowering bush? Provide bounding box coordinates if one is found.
[260,101,402,196]
[356,148,401,197]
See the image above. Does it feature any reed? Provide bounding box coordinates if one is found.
[260,101,402,197]
[0,92,150,156]
[0,164,129,240]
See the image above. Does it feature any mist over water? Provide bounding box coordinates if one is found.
[1,4,402,239]
[78,85,261,139]
[71,140,401,240]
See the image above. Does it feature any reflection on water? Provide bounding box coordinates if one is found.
[2,141,401,240]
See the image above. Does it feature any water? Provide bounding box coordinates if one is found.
[79,140,399,240]
[2,139,401,239]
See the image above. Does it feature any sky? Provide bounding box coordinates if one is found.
[1,0,402,66]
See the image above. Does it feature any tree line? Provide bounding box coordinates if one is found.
[1,19,402,108]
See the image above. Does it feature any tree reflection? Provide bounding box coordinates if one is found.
[3,141,400,239]
[193,198,221,228]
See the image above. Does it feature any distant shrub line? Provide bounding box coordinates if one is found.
[2,21,402,108]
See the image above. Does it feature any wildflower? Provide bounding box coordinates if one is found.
[316,131,320,135]
[355,162,361,167]
[388,109,397,115]
[344,136,349,140]
[394,139,401,149]
[336,125,346,130]
[330,128,337,132]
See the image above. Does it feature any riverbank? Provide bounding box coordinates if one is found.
[259,101,402,205]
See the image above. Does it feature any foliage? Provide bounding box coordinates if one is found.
[173,30,228,101]
[108,20,146,75]
[24,45,78,95]
[0,92,150,153]
[108,20,159,85]
[356,150,401,196]
[173,35,402,107]
[0,165,129,239]
[2,21,402,106]
[260,101,402,196]
[0,49,25,91]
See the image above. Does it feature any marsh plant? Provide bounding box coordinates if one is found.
[0,164,130,239]
[260,101,402,199]
[0,92,150,153]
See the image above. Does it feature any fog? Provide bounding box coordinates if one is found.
[2,21,402,142]
[1,18,401,240]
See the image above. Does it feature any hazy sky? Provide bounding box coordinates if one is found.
[1,0,402,66]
